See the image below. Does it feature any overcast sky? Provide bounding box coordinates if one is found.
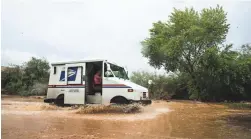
[1,0,251,74]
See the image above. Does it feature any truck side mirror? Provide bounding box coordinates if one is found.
[124,67,128,75]
[105,71,113,77]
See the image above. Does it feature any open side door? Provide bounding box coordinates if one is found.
[64,63,85,104]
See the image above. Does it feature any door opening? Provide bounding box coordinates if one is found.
[85,61,103,104]
[85,61,103,95]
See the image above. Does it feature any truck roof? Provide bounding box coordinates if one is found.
[51,59,107,65]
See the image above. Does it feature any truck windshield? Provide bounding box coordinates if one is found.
[109,63,129,80]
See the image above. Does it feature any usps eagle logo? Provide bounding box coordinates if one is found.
[59,67,78,81]
[68,69,76,77]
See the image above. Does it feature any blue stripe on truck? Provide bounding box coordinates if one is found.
[48,85,131,88]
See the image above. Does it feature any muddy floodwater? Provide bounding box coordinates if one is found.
[2,96,251,139]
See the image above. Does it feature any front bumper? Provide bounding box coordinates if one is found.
[130,99,152,105]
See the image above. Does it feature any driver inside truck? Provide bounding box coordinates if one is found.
[94,70,101,84]
[93,70,102,92]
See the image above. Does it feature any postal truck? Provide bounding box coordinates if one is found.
[44,59,152,106]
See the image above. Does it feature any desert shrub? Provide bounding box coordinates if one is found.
[1,57,49,96]
[130,71,189,100]
[30,82,48,96]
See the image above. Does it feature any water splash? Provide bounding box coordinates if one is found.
[2,100,171,121]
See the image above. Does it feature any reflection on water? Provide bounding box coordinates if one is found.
[2,97,251,139]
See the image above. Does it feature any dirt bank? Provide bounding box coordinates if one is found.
[2,96,251,139]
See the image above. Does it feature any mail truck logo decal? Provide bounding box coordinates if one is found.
[59,67,78,81]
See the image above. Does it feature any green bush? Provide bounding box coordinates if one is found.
[30,82,48,96]
[224,102,251,109]
[130,71,189,99]
[1,57,49,96]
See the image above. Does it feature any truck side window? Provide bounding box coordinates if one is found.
[53,67,56,74]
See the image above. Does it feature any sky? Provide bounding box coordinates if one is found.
[1,0,251,75]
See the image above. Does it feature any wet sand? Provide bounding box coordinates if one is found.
[2,96,251,139]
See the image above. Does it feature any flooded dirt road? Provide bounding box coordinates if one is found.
[2,96,251,139]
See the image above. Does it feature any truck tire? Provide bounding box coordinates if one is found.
[55,94,64,107]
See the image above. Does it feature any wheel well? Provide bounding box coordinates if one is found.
[56,94,64,100]
[55,94,64,106]
[110,96,129,104]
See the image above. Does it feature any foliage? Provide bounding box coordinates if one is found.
[30,82,48,96]
[1,65,24,94]
[224,102,251,109]
[130,71,189,99]
[142,5,229,73]
[141,5,251,101]
[1,57,50,96]
[194,44,251,101]
[130,71,153,88]
[130,71,165,99]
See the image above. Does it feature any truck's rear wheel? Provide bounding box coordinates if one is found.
[110,96,129,105]
[55,94,64,107]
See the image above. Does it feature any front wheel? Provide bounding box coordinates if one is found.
[110,97,129,105]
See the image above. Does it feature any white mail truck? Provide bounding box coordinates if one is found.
[44,59,152,106]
